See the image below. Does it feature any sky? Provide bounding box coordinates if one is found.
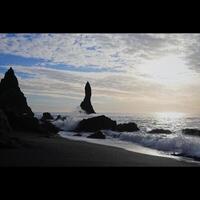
[0,33,200,114]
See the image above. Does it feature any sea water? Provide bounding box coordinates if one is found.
[35,111,200,162]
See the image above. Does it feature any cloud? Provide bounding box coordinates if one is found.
[0,33,196,73]
[1,34,200,113]
[8,64,194,112]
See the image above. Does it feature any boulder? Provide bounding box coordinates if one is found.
[182,129,200,136]
[55,115,62,120]
[75,115,117,132]
[55,115,66,121]
[38,121,60,136]
[41,112,54,121]
[87,130,106,139]
[80,82,95,114]
[147,129,172,134]
[115,122,139,132]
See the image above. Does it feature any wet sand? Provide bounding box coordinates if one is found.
[0,131,198,167]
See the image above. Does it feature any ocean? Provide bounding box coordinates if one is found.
[35,111,200,162]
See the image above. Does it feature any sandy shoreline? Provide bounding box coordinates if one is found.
[0,131,198,167]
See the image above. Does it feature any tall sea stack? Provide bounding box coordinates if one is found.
[0,67,60,134]
[80,82,95,114]
[0,67,33,116]
[0,67,39,132]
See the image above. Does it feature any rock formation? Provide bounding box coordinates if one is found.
[38,121,60,136]
[41,112,54,121]
[0,109,12,136]
[0,67,33,116]
[115,122,139,132]
[0,67,37,132]
[0,109,19,149]
[75,115,116,132]
[80,82,95,114]
[0,68,60,135]
[147,129,172,134]
[182,129,200,136]
[87,130,106,139]
[55,115,66,121]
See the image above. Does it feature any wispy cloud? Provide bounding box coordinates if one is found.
[0,33,192,72]
[1,34,200,113]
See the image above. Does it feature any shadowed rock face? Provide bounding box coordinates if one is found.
[0,68,60,135]
[0,67,33,117]
[87,131,106,139]
[182,129,200,136]
[115,122,139,132]
[0,109,12,136]
[75,115,116,132]
[147,129,172,134]
[41,112,54,121]
[80,82,95,114]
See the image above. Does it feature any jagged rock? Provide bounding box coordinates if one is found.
[41,112,54,121]
[0,109,12,136]
[38,121,60,136]
[75,115,117,132]
[87,130,106,139]
[80,82,95,114]
[147,129,172,134]
[182,129,200,136]
[0,109,30,149]
[55,115,62,120]
[0,68,58,136]
[6,112,40,132]
[0,67,33,117]
[6,111,60,135]
[0,68,60,136]
[0,68,37,132]
[115,122,139,132]
[55,115,66,121]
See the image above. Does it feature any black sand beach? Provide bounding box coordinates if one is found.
[0,131,198,167]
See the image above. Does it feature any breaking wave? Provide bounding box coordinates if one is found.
[36,112,200,160]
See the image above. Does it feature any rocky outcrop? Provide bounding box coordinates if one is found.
[0,109,12,136]
[0,67,33,117]
[0,110,22,149]
[75,115,117,132]
[55,115,66,121]
[5,112,40,132]
[38,121,60,136]
[6,111,60,135]
[41,112,54,121]
[87,130,106,139]
[147,129,172,134]
[115,122,139,132]
[0,68,60,135]
[56,115,62,120]
[0,67,40,132]
[80,82,95,114]
[182,129,200,136]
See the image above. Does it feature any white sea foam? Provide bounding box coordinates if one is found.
[52,111,101,131]
[36,111,200,160]
[117,131,200,158]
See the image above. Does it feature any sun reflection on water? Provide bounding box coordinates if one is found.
[154,112,186,119]
[147,112,186,133]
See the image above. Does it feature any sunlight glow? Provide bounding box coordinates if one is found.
[138,55,196,86]
[154,112,186,119]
